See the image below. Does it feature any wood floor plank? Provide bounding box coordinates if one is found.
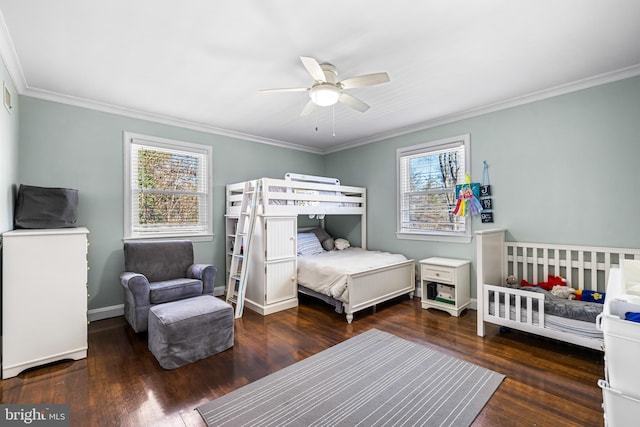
[0,295,605,426]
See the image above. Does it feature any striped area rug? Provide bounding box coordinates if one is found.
[197,329,504,427]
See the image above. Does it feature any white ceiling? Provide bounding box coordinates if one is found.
[1,1,639,154]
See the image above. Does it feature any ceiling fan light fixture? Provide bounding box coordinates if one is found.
[309,84,341,106]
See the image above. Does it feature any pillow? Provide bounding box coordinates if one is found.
[321,237,335,251]
[334,238,350,250]
[297,233,324,255]
[309,227,332,243]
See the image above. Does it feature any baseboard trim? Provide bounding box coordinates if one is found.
[88,304,124,322]
[88,295,477,322]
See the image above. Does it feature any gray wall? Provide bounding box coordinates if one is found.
[17,97,324,312]
[0,56,19,233]
[325,76,640,297]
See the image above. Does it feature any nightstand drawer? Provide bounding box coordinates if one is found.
[422,266,453,284]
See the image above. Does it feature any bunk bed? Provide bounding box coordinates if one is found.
[225,175,415,322]
[476,229,640,350]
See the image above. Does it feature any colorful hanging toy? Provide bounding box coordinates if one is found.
[453,174,483,217]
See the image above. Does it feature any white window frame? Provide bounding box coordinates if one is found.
[396,134,471,243]
[123,132,213,241]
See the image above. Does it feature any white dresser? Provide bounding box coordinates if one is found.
[2,227,89,379]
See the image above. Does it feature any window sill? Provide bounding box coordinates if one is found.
[123,233,214,243]
[396,231,472,244]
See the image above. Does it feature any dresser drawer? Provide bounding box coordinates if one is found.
[422,266,454,284]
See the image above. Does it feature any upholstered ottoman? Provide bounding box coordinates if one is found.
[148,295,234,369]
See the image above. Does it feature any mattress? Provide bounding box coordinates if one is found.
[511,285,604,322]
[487,287,603,340]
[297,247,407,302]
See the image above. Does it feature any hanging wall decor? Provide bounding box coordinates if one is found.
[453,174,483,217]
[480,161,494,223]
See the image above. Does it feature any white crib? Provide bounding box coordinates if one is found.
[476,229,640,350]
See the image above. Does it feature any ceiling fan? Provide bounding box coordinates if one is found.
[260,56,390,116]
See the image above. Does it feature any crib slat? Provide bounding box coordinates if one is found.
[578,250,584,290]
[564,250,571,286]
[515,247,520,280]
[604,253,611,289]
[492,292,500,317]
[505,245,511,278]
[532,246,538,284]
[520,247,527,283]
[542,248,548,280]
[590,251,597,291]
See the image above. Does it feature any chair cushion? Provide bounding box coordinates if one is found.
[124,240,194,282]
[149,278,203,304]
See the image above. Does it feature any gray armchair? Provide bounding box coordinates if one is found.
[120,240,217,332]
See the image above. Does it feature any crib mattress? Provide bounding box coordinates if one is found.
[488,294,603,340]
[499,285,604,323]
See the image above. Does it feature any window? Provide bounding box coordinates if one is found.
[396,134,471,243]
[123,132,213,241]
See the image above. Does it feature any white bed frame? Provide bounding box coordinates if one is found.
[476,229,640,350]
[225,176,415,323]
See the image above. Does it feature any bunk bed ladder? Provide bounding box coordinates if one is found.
[226,179,260,318]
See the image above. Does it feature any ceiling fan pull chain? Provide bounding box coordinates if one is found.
[332,105,336,137]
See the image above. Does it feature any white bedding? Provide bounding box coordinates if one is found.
[297,247,408,302]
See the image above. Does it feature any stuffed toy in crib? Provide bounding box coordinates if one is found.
[550,285,576,299]
[550,284,606,303]
[521,274,607,303]
[521,275,566,291]
[574,289,606,303]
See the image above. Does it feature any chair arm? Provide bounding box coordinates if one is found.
[120,272,151,306]
[187,264,218,295]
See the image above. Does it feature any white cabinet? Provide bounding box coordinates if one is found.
[2,227,89,379]
[598,263,640,427]
[226,215,297,315]
[420,257,470,317]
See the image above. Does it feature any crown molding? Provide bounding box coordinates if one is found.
[324,63,640,154]
[21,86,324,154]
[17,64,640,156]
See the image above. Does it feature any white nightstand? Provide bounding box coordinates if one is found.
[420,257,471,317]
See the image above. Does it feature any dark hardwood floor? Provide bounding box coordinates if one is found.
[0,295,605,426]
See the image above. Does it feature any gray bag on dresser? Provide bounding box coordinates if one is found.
[14,184,79,229]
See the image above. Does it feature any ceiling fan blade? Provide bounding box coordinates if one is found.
[338,93,370,112]
[339,72,390,89]
[259,87,308,93]
[300,56,326,82]
[300,100,317,116]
